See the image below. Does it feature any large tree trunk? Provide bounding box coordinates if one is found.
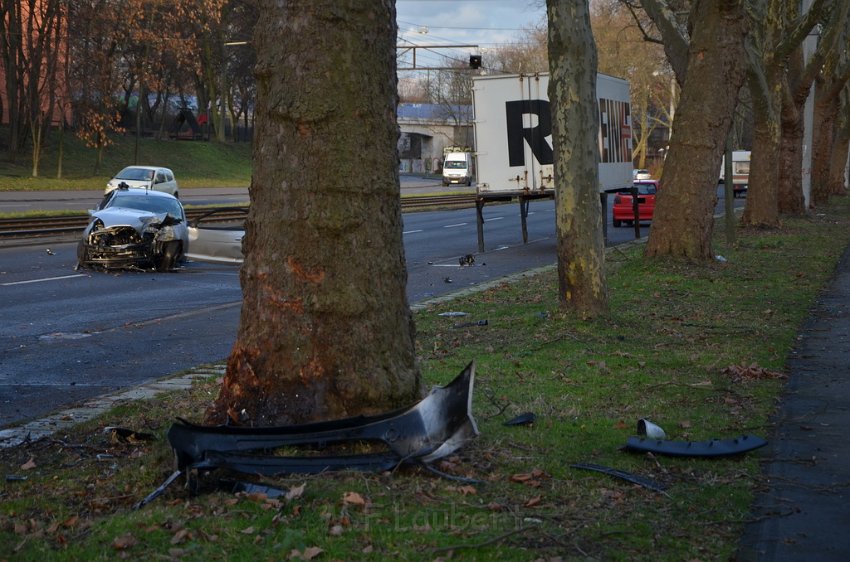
[645,0,748,260]
[811,82,838,205]
[827,92,850,195]
[742,69,782,227]
[206,0,420,426]
[546,0,607,317]
[777,49,806,215]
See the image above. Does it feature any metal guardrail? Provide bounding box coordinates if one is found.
[0,194,478,240]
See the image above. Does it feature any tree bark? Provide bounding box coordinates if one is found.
[827,89,850,195]
[777,50,805,215]
[742,65,782,227]
[644,0,748,260]
[206,0,420,427]
[811,80,839,205]
[546,0,607,317]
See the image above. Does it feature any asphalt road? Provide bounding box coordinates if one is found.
[0,179,734,429]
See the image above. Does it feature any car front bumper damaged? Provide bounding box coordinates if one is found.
[138,362,479,506]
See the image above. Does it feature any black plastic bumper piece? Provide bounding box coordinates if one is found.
[622,434,767,457]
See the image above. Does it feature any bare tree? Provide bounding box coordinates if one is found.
[490,23,549,73]
[546,0,607,317]
[66,0,127,173]
[0,0,64,166]
[742,0,826,227]
[810,14,850,203]
[205,0,420,426]
[778,1,848,215]
[636,0,749,260]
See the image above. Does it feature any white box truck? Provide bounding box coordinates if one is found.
[719,150,750,198]
[472,72,633,195]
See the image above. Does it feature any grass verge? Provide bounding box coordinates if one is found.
[3,198,850,561]
[0,132,251,191]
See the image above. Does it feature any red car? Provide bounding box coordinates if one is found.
[612,179,659,227]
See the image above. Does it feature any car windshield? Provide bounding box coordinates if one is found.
[632,183,657,195]
[116,167,155,181]
[444,161,467,169]
[109,194,183,219]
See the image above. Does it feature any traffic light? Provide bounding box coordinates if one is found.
[469,55,481,69]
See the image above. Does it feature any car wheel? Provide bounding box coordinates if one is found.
[613,219,622,227]
[156,241,182,271]
[76,241,91,268]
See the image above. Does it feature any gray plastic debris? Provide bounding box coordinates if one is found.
[571,463,668,494]
[637,418,667,440]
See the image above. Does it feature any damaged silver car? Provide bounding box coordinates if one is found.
[185,207,246,264]
[76,186,189,271]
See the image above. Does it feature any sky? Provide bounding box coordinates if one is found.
[395,0,547,72]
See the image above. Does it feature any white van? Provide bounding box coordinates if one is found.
[442,152,473,186]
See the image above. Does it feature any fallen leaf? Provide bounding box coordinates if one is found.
[525,495,542,507]
[302,546,323,559]
[240,526,256,535]
[21,457,36,471]
[170,528,190,545]
[342,491,366,507]
[289,546,324,560]
[112,533,138,550]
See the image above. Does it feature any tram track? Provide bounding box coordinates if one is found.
[0,193,478,240]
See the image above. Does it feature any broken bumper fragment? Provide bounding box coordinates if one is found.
[167,362,479,477]
[622,434,767,457]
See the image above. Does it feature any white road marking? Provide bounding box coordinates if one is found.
[403,229,423,234]
[484,216,504,222]
[444,223,467,228]
[2,274,88,286]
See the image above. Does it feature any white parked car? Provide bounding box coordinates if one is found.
[632,168,652,180]
[105,166,179,197]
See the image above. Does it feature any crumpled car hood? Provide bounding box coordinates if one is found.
[91,207,170,230]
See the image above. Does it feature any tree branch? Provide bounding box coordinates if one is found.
[627,0,689,84]
[775,0,830,62]
[798,1,850,102]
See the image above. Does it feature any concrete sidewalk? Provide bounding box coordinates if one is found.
[736,245,850,560]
